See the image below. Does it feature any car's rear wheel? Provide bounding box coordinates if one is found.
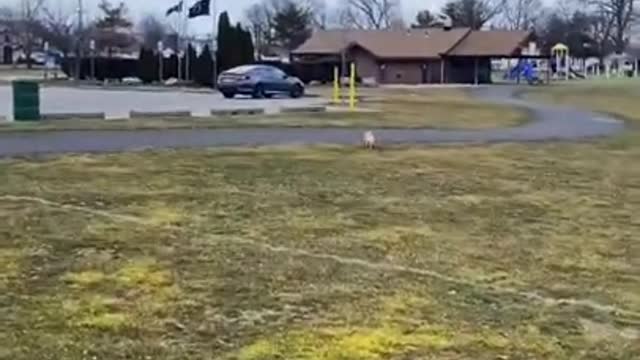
[252,84,265,99]
[290,85,304,99]
[221,91,235,99]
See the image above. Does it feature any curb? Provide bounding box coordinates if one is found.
[280,106,327,114]
[73,85,215,94]
[41,112,106,121]
[210,108,265,116]
[130,110,192,118]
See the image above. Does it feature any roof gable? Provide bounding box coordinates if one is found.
[445,30,533,57]
[293,28,471,59]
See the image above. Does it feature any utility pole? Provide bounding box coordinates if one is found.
[75,0,84,81]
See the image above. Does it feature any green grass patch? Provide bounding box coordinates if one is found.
[526,79,640,125]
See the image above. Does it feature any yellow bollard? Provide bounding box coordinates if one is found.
[333,66,341,105]
[349,63,356,110]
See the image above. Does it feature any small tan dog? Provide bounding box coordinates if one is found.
[363,131,377,149]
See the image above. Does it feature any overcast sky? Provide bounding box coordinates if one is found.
[79,0,446,23]
[2,0,451,34]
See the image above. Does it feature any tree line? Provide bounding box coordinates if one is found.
[245,0,637,59]
[1,0,637,73]
[0,1,253,71]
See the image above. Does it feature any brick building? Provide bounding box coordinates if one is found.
[291,27,536,84]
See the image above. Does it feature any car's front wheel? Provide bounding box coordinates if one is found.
[252,84,265,99]
[221,91,235,99]
[290,85,304,99]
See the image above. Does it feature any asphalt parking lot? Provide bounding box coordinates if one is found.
[0,86,325,119]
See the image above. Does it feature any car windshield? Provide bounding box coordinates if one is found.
[271,68,286,77]
[225,65,261,75]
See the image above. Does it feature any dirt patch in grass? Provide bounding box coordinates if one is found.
[0,88,527,132]
[1,131,639,358]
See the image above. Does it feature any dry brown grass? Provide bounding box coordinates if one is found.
[2,82,638,359]
[1,135,639,359]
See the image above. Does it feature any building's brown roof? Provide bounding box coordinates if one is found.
[446,30,532,57]
[292,28,471,59]
[293,28,533,59]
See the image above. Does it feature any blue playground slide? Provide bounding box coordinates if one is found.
[504,60,540,84]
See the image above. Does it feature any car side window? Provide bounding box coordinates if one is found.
[253,68,272,78]
[272,69,286,78]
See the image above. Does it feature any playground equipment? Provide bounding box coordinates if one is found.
[504,60,541,84]
[552,43,570,81]
[332,63,358,110]
[604,52,638,78]
[548,42,638,80]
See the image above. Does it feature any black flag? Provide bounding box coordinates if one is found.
[165,1,183,16]
[188,0,211,18]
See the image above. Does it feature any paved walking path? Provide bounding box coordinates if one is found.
[0,86,625,156]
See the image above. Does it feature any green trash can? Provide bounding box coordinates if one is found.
[13,80,40,121]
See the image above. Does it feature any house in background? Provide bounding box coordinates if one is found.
[291,27,538,84]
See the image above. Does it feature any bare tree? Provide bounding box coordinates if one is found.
[501,0,544,29]
[20,0,47,68]
[40,1,75,57]
[441,0,506,29]
[309,0,329,29]
[245,1,275,56]
[338,0,401,29]
[557,0,584,19]
[588,7,617,56]
[590,0,637,52]
[245,0,324,56]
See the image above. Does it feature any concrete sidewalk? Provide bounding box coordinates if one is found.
[0,86,326,120]
[0,86,625,157]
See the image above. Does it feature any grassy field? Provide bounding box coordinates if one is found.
[526,79,640,125]
[1,82,638,359]
[1,147,639,357]
[0,88,527,131]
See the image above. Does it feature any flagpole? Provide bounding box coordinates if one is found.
[212,0,217,89]
[184,1,189,81]
[177,2,182,81]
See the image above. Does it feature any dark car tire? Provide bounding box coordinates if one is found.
[222,91,235,99]
[252,84,265,99]
[264,93,274,99]
[290,85,304,99]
